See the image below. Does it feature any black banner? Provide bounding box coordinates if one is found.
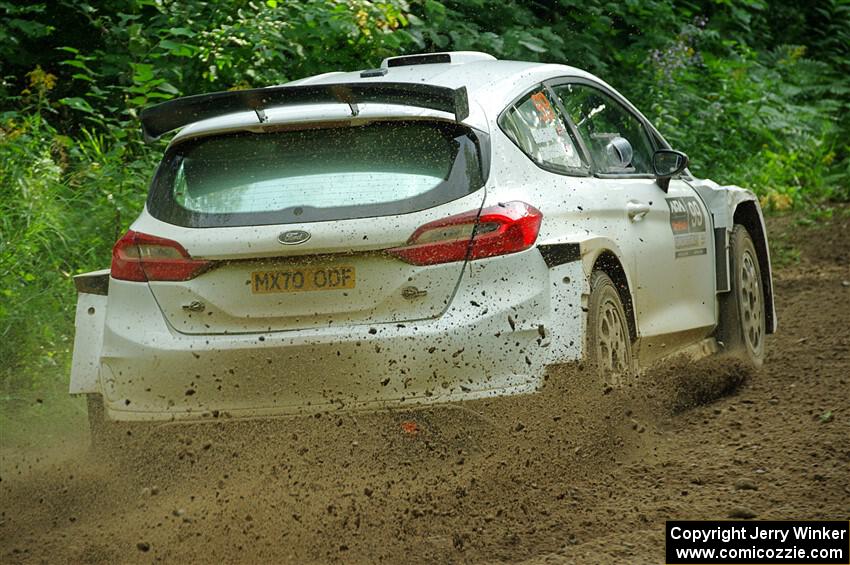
[666,520,849,564]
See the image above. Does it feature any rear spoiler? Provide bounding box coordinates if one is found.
[140,82,470,143]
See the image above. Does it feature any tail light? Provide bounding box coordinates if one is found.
[388,202,542,266]
[111,230,211,282]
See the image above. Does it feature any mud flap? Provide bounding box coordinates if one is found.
[542,260,586,364]
[70,292,107,395]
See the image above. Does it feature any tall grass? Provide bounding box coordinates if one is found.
[0,113,153,396]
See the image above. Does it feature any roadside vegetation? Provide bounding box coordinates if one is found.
[1,0,849,398]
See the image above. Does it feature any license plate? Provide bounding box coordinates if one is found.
[250,266,356,294]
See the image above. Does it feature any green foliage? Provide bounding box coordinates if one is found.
[0,113,152,393]
[1,0,849,394]
[0,3,54,72]
[643,35,849,207]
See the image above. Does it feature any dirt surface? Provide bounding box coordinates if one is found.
[2,211,848,564]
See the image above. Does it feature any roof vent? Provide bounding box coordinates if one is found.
[360,67,388,78]
[380,51,496,69]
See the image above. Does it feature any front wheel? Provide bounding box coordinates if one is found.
[586,271,636,385]
[718,225,766,367]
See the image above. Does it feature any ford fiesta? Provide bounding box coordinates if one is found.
[70,51,775,441]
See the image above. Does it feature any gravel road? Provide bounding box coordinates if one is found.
[2,211,848,564]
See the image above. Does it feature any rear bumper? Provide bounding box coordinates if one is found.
[96,249,584,421]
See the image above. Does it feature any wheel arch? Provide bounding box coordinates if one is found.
[732,200,776,334]
[589,250,637,342]
[685,181,776,335]
[540,236,639,341]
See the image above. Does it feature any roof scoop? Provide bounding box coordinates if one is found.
[381,51,496,69]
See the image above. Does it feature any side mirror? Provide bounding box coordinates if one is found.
[653,149,688,192]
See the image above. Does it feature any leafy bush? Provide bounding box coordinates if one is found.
[643,34,849,208]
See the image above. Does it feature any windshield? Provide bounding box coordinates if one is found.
[147,120,487,227]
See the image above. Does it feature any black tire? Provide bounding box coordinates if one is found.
[586,271,636,384]
[87,394,120,452]
[718,225,766,367]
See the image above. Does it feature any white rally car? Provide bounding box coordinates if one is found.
[70,51,774,439]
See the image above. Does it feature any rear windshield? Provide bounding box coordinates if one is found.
[147,121,487,227]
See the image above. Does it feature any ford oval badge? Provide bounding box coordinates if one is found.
[278,230,311,245]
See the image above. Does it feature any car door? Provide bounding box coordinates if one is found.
[548,80,716,358]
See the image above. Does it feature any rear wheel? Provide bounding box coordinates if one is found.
[586,271,636,385]
[718,225,766,367]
